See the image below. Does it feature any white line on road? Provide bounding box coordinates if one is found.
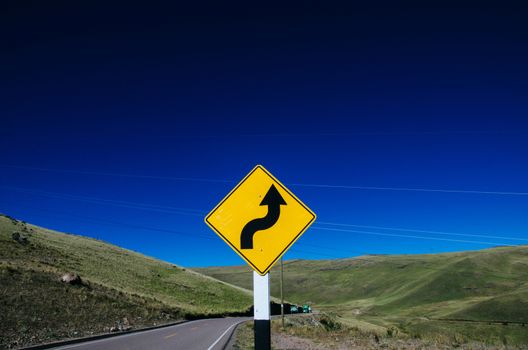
[206,322,238,350]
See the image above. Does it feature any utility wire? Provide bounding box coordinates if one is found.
[0,165,232,184]
[0,186,204,217]
[2,203,216,241]
[3,203,361,257]
[2,185,526,245]
[5,203,525,260]
[2,164,528,196]
[3,204,356,263]
[0,185,204,213]
[289,183,528,196]
[311,226,516,246]
[316,221,528,242]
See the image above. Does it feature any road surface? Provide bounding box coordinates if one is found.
[51,317,250,350]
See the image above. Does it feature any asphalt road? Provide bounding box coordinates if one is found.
[51,317,250,350]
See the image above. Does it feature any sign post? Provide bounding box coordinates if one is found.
[205,165,316,350]
[253,272,270,349]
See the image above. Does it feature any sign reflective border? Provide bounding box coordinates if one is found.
[205,165,316,275]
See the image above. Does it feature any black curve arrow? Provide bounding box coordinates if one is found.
[240,184,287,249]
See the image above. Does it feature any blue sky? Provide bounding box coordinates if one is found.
[1,2,528,267]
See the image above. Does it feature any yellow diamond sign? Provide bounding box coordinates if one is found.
[205,165,316,275]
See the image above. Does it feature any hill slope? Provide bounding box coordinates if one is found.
[196,245,528,345]
[0,214,252,349]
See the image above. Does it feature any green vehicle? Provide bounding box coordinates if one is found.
[302,304,311,313]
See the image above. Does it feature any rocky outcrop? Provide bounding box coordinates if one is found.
[60,272,83,285]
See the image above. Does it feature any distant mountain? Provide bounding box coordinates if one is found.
[196,244,528,345]
[0,214,252,349]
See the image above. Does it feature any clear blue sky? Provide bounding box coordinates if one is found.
[1,2,527,267]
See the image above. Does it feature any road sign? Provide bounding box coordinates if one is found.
[205,165,316,275]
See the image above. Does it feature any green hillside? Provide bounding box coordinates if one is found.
[196,246,528,346]
[0,214,252,349]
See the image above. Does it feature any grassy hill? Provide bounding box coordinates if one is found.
[196,245,528,346]
[0,214,252,349]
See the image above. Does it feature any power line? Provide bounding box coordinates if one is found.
[2,204,216,242]
[0,186,204,217]
[223,130,528,137]
[1,202,353,257]
[3,185,526,246]
[2,204,365,261]
[289,183,528,196]
[0,185,204,213]
[0,165,233,184]
[0,203,404,261]
[2,164,528,196]
[0,204,386,259]
[316,221,528,242]
[8,200,523,256]
[311,226,516,246]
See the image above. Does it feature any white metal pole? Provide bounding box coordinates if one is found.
[253,271,270,349]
